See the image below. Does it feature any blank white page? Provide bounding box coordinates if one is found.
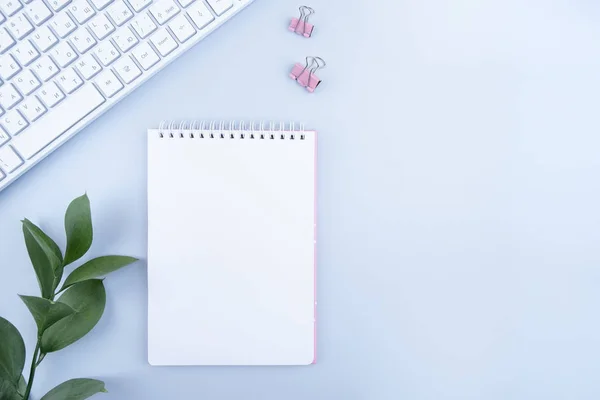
[147,129,316,365]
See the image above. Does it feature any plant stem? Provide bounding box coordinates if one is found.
[23,339,40,400]
[35,353,46,367]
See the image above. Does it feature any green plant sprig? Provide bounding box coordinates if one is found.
[0,194,138,400]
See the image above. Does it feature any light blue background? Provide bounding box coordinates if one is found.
[2,0,600,398]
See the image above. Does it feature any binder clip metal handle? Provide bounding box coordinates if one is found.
[289,6,315,38]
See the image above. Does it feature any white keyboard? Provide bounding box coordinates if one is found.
[0,0,254,192]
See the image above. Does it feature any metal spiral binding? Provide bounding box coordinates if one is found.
[157,120,307,140]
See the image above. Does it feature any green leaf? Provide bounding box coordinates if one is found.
[64,194,93,266]
[0,378,21,400]
[41,280,106,353]
[60,256,138,292]
[22,221,61,299]
[0,318,25,386]
[21,219,63,264]
[18,295,76,333]
[40,379,107,400]
[16,376,25,398]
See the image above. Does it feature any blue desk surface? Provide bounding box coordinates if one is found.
[2,1,600,398]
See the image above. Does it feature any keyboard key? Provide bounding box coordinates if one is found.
[0,126,9,145]
[126,0,150,12]
[0,145,23,172]
[48,0,72,12]
[31,26,58,52]
[131,13,157,38]
[94,69,122,97]
[0,12,5,25]
[19,96,46,121]
[168,14,196,42]
[88,13,115,39]
[68,0,96,24]
[0,0,22,17]
[0,28,16,53]
[0,54,20,79]
[187,2,214,30]
[131,41,159,69]
[90,0,113,10]
[11,84,105,159]
[206,0,231,16]
[0,168,4,180]
[38,81,65,107]
[112,26,137,52]
[12,40,39,66]
[107,0,133,26]
[14,69,40,95]
[31,56,59,81]
[94,40,120,65]
[70,27,97,53]
[50,41,77,67]
[74,53,102,79]
[25,1,52,25]
[55,67,83,93]
[177,0,194,8]
[113,55,140,83]
[0,83,21,109]
[149,0,180,25]
[1,109,27,135]
[50,13,77,38]
[7,13,34,39]
[150,29,177,56]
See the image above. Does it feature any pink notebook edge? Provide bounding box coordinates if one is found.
[313,130,317,364]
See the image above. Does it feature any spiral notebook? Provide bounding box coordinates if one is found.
[147,122,317,366]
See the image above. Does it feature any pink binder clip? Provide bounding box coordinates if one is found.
[289,57,312,81]
[290,56,326,93]
[289,6,315,38]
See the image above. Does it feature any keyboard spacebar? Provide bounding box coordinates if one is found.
[12,85,106,159]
